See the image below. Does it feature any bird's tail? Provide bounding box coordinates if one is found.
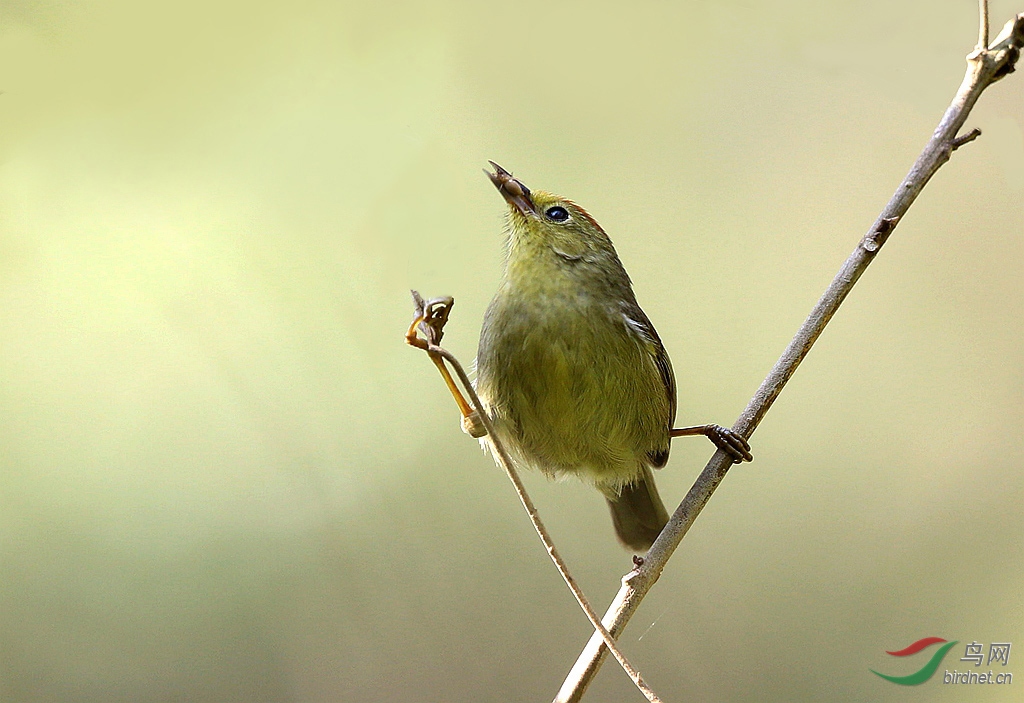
[605,467,669,552]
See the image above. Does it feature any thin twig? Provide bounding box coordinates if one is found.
[980,0,990,50]
[553,11,1024,703]
[406,302,663,703]
[952,127,983,150]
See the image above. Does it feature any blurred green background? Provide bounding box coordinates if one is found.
[2,1,1022,701]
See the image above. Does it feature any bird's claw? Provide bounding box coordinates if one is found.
[706,424,752,464]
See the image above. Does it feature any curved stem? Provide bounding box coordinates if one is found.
[430,346,663,703]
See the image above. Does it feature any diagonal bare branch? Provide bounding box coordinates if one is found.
[553,10,1024,703]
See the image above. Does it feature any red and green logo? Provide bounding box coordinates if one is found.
[871,637,959,685]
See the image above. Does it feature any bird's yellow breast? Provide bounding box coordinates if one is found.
[476,278,670,490]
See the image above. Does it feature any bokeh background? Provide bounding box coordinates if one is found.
[2,1,1022,701]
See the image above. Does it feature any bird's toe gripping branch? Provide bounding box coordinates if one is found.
[406,291,487,438]
[670,423,753,464]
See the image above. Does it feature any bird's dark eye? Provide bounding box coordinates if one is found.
[545,206,570,222]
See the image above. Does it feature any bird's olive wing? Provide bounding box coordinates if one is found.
[621,304,677,435]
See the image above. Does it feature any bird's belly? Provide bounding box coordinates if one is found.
[477,301,668,488]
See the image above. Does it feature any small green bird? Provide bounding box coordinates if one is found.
[476,163,751,552]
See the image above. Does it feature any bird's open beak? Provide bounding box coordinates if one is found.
[486,161,535,217]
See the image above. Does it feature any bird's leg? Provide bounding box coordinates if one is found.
[406,292,487,438]
[670,424,752,463]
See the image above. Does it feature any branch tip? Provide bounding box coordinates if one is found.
[992,13,1024,49]
[952,127,983,150]
[990,15,1024,81]
[407,290,454,349]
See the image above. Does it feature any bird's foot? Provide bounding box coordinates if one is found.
[705,424,752,464]
[670,423,753,463]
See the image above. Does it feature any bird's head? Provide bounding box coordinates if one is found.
[486,162,617,264]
